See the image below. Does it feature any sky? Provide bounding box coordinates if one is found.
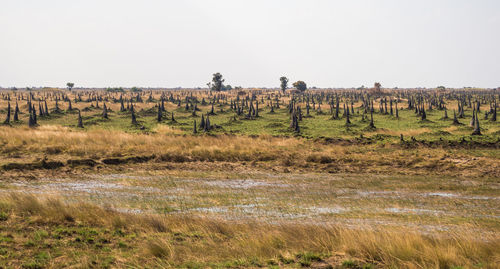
[0,0,499,89]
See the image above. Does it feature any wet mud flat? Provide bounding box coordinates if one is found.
[1,169,498,235]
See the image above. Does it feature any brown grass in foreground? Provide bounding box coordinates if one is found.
[0,126,498,177]
[0,194,499,268]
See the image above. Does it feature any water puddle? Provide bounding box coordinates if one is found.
[0,172,497,234]
[385,207,446,216]
[202,179,290,189]
[11,180,161,194]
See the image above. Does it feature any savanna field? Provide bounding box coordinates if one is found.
[0,88,499,268]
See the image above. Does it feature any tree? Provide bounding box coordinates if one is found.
[373,82,381,93]
[130,87,142,93]
[66,83,75,91]
[292,81,307,93]
[209,73,225,92]
[280,77,289,94]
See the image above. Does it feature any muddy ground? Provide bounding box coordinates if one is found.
[1,163,498,237]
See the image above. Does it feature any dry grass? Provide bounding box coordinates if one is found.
[0,125,292,159]
[0,193,499,268]
[0,126,498,177]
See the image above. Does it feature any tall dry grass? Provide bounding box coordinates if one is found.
[0,125,323,163]
[1,193,499,268]
[0,125,498,177]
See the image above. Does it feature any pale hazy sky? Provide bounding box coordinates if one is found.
[1,0,499,88]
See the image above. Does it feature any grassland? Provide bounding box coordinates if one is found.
[1,89,499,141]
[0,192,498,268]
[0,88,498,268]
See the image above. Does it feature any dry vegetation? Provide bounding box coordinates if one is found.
[0,194,498,268]
[0,125,499,178]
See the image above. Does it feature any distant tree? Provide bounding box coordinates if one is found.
[130,87,142,93]
[66,83,75,91]
[374,82,381,92]
[292,81,307,93]
[107,87,125,93]
[209,73,225,92]
[280,77,289,94]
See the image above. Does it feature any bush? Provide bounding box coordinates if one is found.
[306,154,333,164]
[0,212,8,221]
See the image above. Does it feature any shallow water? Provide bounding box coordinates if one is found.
[1,172,499,233]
